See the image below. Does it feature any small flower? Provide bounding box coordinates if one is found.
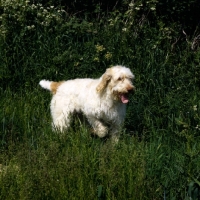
[74,62,79,66]
[122,28,127,32]
[152,45,157,49]
[0,30,7,35]
[129,3,134,8]
[95,45,105,52]
[150,7,156,11]
[195,125,200,130]
[93,57,99,62]
[104,52,112,60]
[31,4,36,9]
[193,105,197,111]
[27,25,35,30]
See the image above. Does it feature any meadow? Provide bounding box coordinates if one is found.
[0,0,200,199]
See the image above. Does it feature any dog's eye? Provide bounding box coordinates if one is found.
[127,77,133,81]
[118,77,122,81]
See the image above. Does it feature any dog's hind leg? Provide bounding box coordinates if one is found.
[52,112,71,133]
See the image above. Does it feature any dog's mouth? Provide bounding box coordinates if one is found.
[114,86,134,104]
[119,86,135,103]
[120,93,129,104]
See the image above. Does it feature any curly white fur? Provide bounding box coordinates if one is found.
[39,65,135,142]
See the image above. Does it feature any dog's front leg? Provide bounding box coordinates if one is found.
[87,117,109,138]
[110,125,121,143]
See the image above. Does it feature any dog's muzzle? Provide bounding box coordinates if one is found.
[119,85,135,104]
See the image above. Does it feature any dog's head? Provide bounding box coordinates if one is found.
[96,65,135,103]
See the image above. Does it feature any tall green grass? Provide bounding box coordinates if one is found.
[1,66,200,199]
[1,0,200,199]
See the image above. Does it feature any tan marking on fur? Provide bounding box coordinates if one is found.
[96,68,112,93]
[50,81,64,94]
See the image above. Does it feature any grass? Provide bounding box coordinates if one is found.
[0,89,146,199]
[1,78,200,199]
[1,1,200,199]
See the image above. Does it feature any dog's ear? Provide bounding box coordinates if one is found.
[96,68,112,93]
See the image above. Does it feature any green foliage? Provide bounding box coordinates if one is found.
[0,0,200,199]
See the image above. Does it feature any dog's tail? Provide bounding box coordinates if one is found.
[39,80,52,91]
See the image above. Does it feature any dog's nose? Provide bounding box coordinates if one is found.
[127,85,135,91]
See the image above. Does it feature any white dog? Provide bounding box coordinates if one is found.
[39,65,135,142]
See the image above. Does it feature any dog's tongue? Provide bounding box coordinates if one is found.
[121,94,129,104]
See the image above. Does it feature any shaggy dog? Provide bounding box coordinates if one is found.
[39,65,135,142]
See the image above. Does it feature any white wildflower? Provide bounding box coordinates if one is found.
[193,105,197,111]
[129,3,134,8]
[152,45,157,49]
[150,7,156,11]
[31,4,36,9]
